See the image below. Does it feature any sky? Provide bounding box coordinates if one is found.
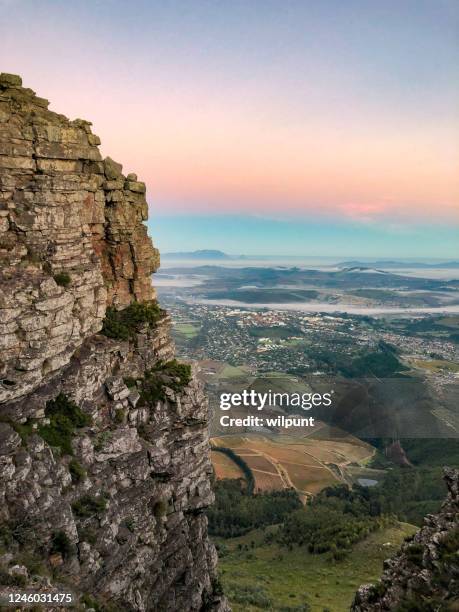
[1,0,458,257]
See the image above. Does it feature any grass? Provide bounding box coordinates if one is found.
[174,322,200,339]
[219,364,252,381]
[216,522,417,612]
[412,359,459,373]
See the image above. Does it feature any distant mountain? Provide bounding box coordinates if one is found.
[339,260,459,269]
[162,249,232,260]
[340,266,390,275]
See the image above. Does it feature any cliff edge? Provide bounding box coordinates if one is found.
[0,73,228,611]
[352,467,459,611]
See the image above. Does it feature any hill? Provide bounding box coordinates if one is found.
[339,260,459,269]
[216,522,417,612]
[162,249,232,259]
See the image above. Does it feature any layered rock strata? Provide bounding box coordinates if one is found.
[0,73,228,611]
[0,71,158,403]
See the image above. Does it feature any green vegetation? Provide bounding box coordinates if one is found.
[278,485,393,557]
[0,520,47,581]
[174,322,200,338]
[367,438,459,525]
[0,567,27,587]
[438,526,459,563]
[69,459,86,483]
[153,499,168,519]
[223,583,275,609]
[78,526,97,545]
[50,531,72,559]
[369,466,448,525]
[81,594,101,611]
[139,359,192,405]
[94,430,112,452]
[38,393,92,456]
[53,272,71,287]
[80,594,123,612]
[123,518,135,533]
[405,543,424,567]
[0,417,35,445]
[212,447,254,494]
[402,439,459,468]
[377,526,459,611]
[412,358,459,373]
[401,316,459,344]
[0,523,13,550]
[394,597,449,611]
[0,519,36,549]
[249,326,302,340]
[101,301,162,340]
[114,408,126,424]
[316,341,408,378]
[216,523,416,612]
[208,479,302,538]
[218,364,251,381]
[72,494,107,518]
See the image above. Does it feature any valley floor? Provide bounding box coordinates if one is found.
[216,522,417,612]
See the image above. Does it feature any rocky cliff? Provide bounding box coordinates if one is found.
[352,467,459,611]
[0,73,228,611]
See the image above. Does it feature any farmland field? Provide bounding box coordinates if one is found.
[174,322,200,338]
[211,450,245,479]
[251,470,284,492]
[211,430,373,497]
[411,358,459,373]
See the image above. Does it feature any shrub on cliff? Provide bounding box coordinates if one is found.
[72,494,107,518]
[69,459,86,483]
[50,531,73,559]
[53,272,71,287]
[101,301,161,340]
[38,393,92,455]
[0,568,27,588]
[139,359,192,405]
[153,499,168,519]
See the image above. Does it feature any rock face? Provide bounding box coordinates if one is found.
[0,73,159,403]
[0,74,228,611]
[352,468,459,611]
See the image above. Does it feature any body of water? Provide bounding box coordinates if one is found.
[357,478,379,487]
